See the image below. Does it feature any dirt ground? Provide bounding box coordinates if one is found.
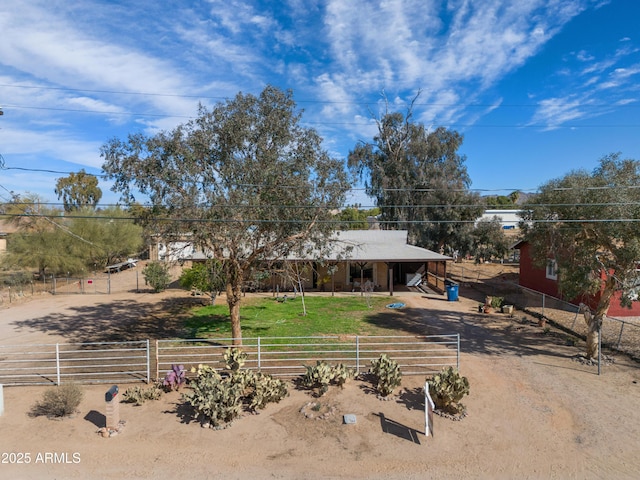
[1,265,640,479]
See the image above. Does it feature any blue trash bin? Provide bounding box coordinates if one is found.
[446,284,459,301]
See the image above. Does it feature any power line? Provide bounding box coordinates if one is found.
[5,165,640,196]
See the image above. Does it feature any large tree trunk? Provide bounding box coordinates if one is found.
[227,281,243,345]
[585,317,600,359]
[582,276,616,359]
[225,260,244,345]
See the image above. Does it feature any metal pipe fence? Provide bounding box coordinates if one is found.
[0,335,460,386]
[0,341,149,386]
[0,271,143,303]
[156,334,460,379]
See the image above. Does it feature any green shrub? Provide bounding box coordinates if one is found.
[428,366,470,414]
[369,354,402,397]
[142,261,171,292]
[490,296,504,308]
[29,383,84,418]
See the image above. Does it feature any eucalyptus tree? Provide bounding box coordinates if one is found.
[520,153,640,359]
[55,169,102,212]
[471,217,511,263]
[101,86,350,344]
[348,106,483,252]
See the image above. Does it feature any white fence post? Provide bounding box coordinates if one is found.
[56,343,61,385]
[0,384,4,416]
[424,381,435,437]
[356,336,360,375]
[146,339,150,384]
[257,337,262,370]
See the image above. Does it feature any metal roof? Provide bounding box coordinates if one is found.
[318,230,451,262]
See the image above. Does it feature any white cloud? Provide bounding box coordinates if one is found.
[1,126,103,169]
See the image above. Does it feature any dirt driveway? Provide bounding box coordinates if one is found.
[1,270,639,479]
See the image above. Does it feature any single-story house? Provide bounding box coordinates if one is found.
[514,240,640,317]
[150,230,452,296]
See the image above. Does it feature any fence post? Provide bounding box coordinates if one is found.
[617,322,625,350]
[257,337,262,370]
[146,339,150,384]
[155,340,159,382]
[542,294,545,318]
[598,328,602,376]
[355,336,360,375]
[56,343,61,385]
[456,334,460,370]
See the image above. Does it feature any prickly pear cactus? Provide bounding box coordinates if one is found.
[224,347,247,372]
[301,361,336,396]
[183,362,288,427]
[428,366,470,414]
[369,354,402,397]
[331,363,355,388]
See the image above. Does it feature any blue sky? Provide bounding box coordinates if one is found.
[0,0,638,208]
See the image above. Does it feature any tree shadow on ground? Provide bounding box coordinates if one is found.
[364,291,578,361]
[11,296,199,343]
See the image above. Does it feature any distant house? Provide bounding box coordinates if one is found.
[150,230,452,295]
[479,209,521,230]
[514,240,640,317]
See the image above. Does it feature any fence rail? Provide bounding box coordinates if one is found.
[0,335,460,386]
[0,271,146,304]
[156,335,460,379]
[0,341,150,386]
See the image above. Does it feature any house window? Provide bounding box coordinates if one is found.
[546,259,557,280]
[349,263,373,285]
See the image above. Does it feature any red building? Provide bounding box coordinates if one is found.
[514,240,640,317]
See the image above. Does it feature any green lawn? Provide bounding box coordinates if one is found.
[183,294,398,339]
